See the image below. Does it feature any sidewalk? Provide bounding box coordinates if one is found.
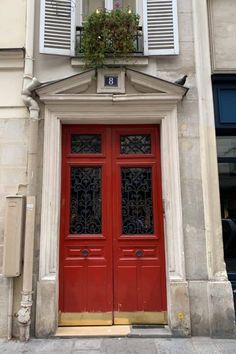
[1,337,236,354]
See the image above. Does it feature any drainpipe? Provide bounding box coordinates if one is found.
[16,0,41,341]
[7,278,13,340]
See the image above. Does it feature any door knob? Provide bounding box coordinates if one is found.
[82,249,89,257]
[135,249,143,257]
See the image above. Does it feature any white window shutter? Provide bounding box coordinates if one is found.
[40,0,76,56]
[143,0,179,56]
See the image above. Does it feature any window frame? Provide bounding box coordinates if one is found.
[212,74,236,135]
[77,0,142,26]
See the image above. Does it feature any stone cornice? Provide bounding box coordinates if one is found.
[0,48,25,69]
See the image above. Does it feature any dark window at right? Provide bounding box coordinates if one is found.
[213,75,236,274]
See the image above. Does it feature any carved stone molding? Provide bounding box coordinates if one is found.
[36,70,188,334]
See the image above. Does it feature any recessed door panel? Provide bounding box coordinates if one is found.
[116,266,138,312]
[63,266,86,312]
[59,125,166,326]
[140,266,162,311]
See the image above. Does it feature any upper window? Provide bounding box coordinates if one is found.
[82,0,136,22]
[39,0,179,57]
[212,75,236,134]
[80,0,138,26]
[82,0,105,20]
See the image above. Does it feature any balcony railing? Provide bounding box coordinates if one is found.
[75,26,144,56]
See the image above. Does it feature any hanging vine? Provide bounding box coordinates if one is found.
[79,9,140,68]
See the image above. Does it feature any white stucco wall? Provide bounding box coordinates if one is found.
[0,0,28,339]
[209,0,236,72]
[0,0,26,49]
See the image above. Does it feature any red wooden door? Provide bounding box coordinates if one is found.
[59,125,167,326]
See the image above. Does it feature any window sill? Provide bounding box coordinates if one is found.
[71,56,149,68]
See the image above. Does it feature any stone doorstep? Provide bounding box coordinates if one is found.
[129,325,172,338]
[54,325,172,338]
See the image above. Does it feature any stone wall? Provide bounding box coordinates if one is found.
[0,53,29,337]
[209,0,236,72]
[0,0,28,338]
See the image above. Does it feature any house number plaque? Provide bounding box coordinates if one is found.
[97,69,125,93]
[104,75,118,87]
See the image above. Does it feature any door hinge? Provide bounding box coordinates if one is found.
[162,199,166,217]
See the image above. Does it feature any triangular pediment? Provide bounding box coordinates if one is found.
[36,68,188,98]
[36,70,96,96]
[126,69,187,95]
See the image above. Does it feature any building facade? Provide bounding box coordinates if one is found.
[0,0,236,340]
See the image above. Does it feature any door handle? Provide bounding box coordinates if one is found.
[81,249,89,257]
[135,249,143,257]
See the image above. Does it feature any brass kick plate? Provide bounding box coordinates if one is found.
[59,312,113,326]
[114,311,168,325]
[59,311,167,326]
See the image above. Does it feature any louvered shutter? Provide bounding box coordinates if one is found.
[143,0,179,55]
[40,0,76,56]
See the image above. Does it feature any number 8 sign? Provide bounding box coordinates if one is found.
[104,76,118,87]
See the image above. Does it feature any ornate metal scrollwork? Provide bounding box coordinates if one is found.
[121,167,154,234]
[120,135,151,154]
[70,167,102,234]
[71,134,101,153]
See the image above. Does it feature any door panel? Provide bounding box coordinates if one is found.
[59,125,166,326]
[112,127,166,323]
[59,126,113,325]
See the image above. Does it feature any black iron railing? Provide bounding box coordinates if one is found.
[75,26,144,56]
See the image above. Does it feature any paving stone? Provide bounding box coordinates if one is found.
[0,338,74,353]
[72,351,100,354]
[101,338,157,354]
[0,340,29,354]
[1,337,236,353]
[26,338,74,352]
[23,352,72,354]
[191,337,219,354]
[214,339,236,354]
[154,338,196,354]
[73,338,103,350]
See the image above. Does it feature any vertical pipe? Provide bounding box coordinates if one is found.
[17,0,40,342]
[7,278,13,340]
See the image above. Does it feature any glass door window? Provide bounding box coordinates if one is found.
[217,137,236,272]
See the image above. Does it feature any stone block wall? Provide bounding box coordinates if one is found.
[0,45,28,343]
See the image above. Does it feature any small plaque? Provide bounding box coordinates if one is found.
[104,76,118,87]
[97,69,125,93]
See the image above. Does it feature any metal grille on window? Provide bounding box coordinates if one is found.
[120,135,151,154]
[121,167,154,234]
[71,134,101,153]
[70,167,102,234]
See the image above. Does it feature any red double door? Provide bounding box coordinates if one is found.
[59,125,167,326]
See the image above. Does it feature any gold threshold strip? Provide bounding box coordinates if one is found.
[59,311,167,326]
[114,311,167,325]
[59,312,113,326]
[55,325,130,337]
[56,311,168,337]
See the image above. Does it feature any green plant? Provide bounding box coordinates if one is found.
[80,9,140,68]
